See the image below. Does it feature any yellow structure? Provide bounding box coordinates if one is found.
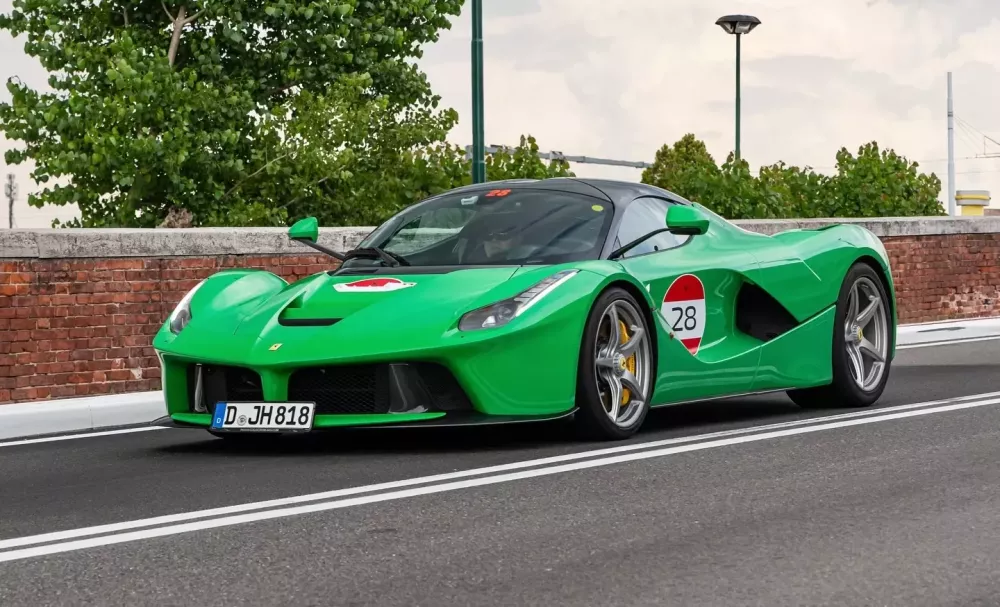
[956,190,991,216]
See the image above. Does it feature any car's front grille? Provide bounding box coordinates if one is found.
[287,365,389,414]
[287,362,473,415]
[186,365,264,412]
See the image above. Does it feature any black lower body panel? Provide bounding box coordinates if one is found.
[186,361,476,416]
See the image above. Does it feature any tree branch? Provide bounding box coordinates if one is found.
[167,5,187,66]
[123,8,129,25]
[161,1,175,21]
[221,153,291,200]
[182,9,204,25]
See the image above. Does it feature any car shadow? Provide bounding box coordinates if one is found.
[151,360,999,459]
[153,393,805,459]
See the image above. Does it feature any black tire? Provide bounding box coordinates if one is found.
[574,287,653,440]
[787,262,893,409]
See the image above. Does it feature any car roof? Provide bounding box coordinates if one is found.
[442,177,693,210]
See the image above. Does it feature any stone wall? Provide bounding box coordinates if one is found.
[1,217,999,405]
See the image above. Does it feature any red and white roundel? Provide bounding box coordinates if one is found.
[333,277,417,293]
[661,274,706,355]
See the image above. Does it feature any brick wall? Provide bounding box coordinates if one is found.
[2,218,999,405]
[0,255,339,403]
[883,234,1000,322]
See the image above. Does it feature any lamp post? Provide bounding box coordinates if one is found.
[470,0,486,183]
[715,14,761,161]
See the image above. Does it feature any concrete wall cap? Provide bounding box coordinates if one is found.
[3,217,999,259]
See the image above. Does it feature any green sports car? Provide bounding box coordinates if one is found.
[152,178,897,440]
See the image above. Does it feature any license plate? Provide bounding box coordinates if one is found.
[211,402,315,433]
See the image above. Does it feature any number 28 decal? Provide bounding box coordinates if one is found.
[660,274,706,355]
[670,305,699,332]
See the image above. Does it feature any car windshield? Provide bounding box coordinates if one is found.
[341,188,615,268]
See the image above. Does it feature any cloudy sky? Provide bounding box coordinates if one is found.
[2,0,1000,228]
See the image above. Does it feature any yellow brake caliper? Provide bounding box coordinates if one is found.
[618,320,637,405]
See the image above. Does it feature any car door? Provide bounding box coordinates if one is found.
[614,196,764,405]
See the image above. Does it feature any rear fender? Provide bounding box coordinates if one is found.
[745,224,893,324]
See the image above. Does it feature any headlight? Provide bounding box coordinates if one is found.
[167,281,205,334]
[458,270,578,331]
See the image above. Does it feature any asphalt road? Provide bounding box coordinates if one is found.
[1,339,999,606]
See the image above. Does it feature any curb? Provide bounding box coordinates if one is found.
[2,317,999,442]
[0,392,166,441]
[896,316,1000,345]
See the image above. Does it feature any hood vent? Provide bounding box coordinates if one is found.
[278,317,342,327]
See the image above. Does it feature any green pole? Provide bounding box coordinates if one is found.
[471,0,486,183]
[735,32,741,161]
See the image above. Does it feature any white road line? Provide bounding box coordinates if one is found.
[2,395,1000,563]
[897,335,1000,350]
[1,390,994,553]
[0,426,169,448]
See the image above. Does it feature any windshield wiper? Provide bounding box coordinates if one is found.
[343,247,411,267]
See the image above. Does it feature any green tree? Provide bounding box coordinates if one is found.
[252,74,462,228]
[823,142,944,217]
[641,133,720,205]
[483,134,574,181]
[0,0,463,227]
[641,134,943,219]
[753,160,830,219]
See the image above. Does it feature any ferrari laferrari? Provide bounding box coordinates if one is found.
[152,178,897,440]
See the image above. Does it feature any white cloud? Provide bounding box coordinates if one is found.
[3,0,1000,227]
[423,0,1000,206]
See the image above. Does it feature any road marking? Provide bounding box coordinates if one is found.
[0,426,168,448]
[2,394,999,563]
[3,390,995,553]
[897,335,1000,350]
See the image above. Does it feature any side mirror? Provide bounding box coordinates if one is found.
[288,216,319,242]
[666,205,709,236]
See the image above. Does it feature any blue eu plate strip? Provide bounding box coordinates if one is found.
[211,403,227,429]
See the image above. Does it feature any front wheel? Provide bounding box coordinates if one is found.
[787,262,893,409]
[575,288,656,440]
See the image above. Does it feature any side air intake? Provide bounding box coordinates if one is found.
[734,282,799,342]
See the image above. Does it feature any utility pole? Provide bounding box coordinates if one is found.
[947,72,956,216]
[3,174,16,229]
[470,0,486,183]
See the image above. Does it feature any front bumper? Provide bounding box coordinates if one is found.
[152,409,577,430]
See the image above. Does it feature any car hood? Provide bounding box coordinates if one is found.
[156,264,592,365]
[179,266,515,360]
[251,267,521,329]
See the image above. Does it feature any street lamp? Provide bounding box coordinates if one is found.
[715,14,761,161]
[470,0,486,183]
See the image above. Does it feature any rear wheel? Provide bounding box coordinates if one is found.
[787,262,892,409]
[575,288,655,440]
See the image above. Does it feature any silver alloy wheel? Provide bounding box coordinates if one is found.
[594,299,653,428]
[843,276,889,392]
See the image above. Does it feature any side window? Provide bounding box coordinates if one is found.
[615,197,690,258]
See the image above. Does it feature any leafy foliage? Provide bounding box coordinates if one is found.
[0,0,465,227]
[1,0,940,228]
[642,135,945,219]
